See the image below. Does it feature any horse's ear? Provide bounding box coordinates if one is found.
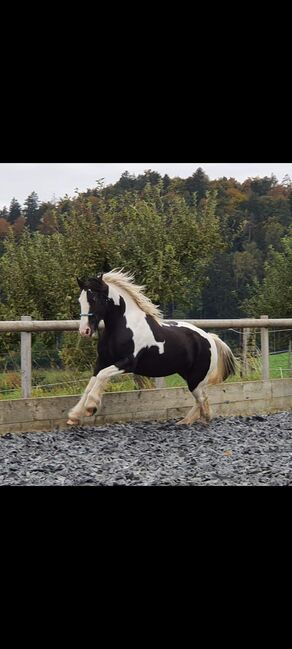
[102,258,111,272]
[96,274,108,293]
[77,277,84,289]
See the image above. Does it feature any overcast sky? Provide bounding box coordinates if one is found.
[0,162,291,209]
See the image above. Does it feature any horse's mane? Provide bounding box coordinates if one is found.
[103,269,163,321]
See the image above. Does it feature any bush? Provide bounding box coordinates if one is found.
[59,332,97,371]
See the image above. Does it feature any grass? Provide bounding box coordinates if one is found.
[0,352,291,400]
[270,352,292,378]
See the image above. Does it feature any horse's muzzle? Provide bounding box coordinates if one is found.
[79,326,92,337]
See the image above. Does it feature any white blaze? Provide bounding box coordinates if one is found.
[79,290,91,336]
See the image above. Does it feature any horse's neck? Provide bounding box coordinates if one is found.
[107,282,122,307]
[104,286,145,330]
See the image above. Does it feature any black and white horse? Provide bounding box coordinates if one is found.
[67,270,236,426]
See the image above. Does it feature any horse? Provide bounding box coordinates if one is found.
[67,269,236,426]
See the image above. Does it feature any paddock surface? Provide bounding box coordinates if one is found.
[1,411,292,485]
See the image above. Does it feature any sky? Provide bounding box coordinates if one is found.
[0,162,291,210]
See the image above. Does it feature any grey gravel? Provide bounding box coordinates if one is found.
[1,411,292,485]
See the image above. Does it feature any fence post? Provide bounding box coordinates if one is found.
[21,316,32,398]
[154,377,165,388]
[155,315,165,387]
[242,327,250,377]
[260,315,269,380]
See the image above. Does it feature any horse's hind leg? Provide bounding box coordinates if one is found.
[177,385,211,425]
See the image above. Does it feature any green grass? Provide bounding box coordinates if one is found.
[269,352,292,378]
[164,374,186,388]
[0,352,291,400]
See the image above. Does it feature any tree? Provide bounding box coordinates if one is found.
[95,186,222,316]
[13,216,26,237]
[0,218,9,237]
[288,190,292,216]
[141,170,162,186]
[264,218,285,250]
[162,174,171,191]
[184,167,210,202]
[8,197,22,224]
[201,252,239,318]
[233,242,264,297]
[248,175,278,196]
[38,202,59,234]
[0,206,8,220]
[115,171,136,192]
[23,191,40,230]
[243,233,292,319]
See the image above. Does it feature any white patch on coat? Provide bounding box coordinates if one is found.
[116,287,165,356]
[79,290,90,334]
[107,283,121,306]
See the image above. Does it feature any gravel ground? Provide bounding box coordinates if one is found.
[1,411,292,486]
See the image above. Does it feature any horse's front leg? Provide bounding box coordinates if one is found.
[67,359,105,425]
[84,358,134,417]
[67,376,98,425]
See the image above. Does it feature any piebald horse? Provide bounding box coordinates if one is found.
[67,270,236,426]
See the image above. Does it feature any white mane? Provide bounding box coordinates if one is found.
[103,269,163,321]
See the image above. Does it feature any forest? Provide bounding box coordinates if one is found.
[0,166,292,365]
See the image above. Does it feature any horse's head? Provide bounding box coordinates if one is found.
[77,274,108,337]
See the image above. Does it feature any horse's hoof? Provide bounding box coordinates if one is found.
[176,417,190,425]
[85,407,97,417]
[67,418,79,425]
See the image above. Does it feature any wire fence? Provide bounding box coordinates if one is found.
[1,319,292,399]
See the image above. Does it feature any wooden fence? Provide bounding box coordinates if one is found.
[1,379,292,435]
[1,316,292,398]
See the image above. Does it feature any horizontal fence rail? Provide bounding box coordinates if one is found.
[0,320,79,332]
[1,318,292,332]
[1,316,292,398]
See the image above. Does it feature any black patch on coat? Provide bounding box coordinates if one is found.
[133,316,212,391]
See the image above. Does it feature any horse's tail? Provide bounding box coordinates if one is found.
[208,333,237,384]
